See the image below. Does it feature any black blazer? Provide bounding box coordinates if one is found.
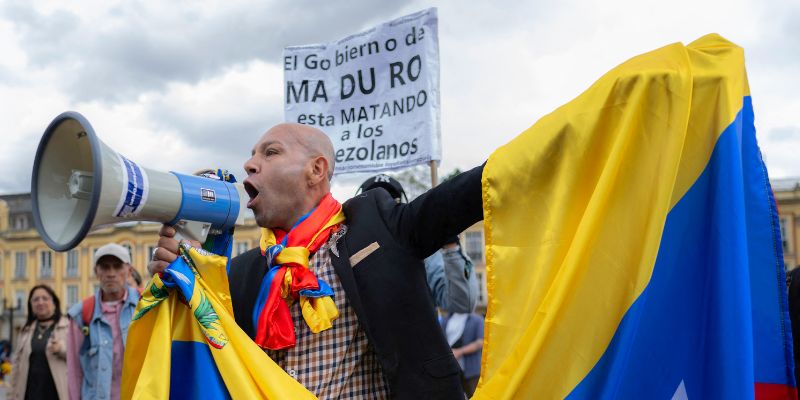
[229,165,484,399]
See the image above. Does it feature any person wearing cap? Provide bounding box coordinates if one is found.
[66,243,140,400]
[358,174,479,314]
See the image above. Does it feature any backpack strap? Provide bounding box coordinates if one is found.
[80,295,95,336]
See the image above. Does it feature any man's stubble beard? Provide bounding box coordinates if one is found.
[103,282,123,295]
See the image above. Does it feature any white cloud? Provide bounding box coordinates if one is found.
[1,0,409,103]
[1,0,799,200]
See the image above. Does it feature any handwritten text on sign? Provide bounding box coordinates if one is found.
[283,8,440,174]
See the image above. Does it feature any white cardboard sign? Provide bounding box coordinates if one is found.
[283,8,441,174]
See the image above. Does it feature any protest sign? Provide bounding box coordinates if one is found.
[284,8,440,174]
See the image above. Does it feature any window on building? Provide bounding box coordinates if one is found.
[91,247,98,259]
[465,231,484,262]
[14,290,25,310]
[66,249,79,277]
[14,252,26,279]
[475,270,487,306]
[122,243,133,262]
[235,241,249,257]
[39,250,53,279]
[147,245,157,266]
[13,215,28,230]
[66,285,80,309]
[780,217,790,253]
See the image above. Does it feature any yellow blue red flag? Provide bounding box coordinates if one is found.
[476,34,795,399]
[121,242,316,399]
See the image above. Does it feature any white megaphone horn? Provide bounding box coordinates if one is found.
[32,111,249,251]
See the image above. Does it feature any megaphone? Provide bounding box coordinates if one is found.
[32,111,249,251]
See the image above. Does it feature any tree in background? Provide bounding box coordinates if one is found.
[388,166,463,201]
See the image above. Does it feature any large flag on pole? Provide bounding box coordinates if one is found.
[477,34,796,399]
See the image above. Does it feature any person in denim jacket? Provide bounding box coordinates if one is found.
[67,243,140,400]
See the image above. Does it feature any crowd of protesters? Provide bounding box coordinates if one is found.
[6,125,492,399]
[4,243,140,400]
[4,199,487,400]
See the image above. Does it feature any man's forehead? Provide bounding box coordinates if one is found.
[96,255,125,266]
[252,127,300,152]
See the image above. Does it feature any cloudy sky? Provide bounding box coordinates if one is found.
[1,0,798,203]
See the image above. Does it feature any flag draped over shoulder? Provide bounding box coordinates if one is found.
[121,243,316,399]
[476,34,795,399]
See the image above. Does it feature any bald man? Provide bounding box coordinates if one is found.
[151,123,484,399]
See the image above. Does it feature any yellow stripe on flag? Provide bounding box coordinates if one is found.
[122,248,317,399]
[476,34,747,399]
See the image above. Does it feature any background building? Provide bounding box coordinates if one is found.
[775,178,800,270]
[461,222,488,314]
[1,177,798,342]
[0,193,262,346]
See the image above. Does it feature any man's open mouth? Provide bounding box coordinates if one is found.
[244,181,259,207]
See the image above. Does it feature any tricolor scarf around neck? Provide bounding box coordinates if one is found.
[252,193,345,350]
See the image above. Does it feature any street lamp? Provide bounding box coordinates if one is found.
[3,297,21,355]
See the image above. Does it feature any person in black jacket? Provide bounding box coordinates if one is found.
[150,122,483,399]
[358,174,479,314]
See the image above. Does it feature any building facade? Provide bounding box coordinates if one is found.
[775,178,800,270]
[1,177,798,340]
[461,222,488,313]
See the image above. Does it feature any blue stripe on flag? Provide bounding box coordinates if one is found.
[170,341,230,400]
[567,97,793,399]
[740,97,794,385]
[252,266,280,335]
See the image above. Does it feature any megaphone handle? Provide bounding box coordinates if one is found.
[173,220,212,244]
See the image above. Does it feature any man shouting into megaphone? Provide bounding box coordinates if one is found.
[149,122,484,399]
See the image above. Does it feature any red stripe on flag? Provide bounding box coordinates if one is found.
[755,382,797,400]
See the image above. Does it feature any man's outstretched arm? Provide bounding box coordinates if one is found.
[386,164,484,259]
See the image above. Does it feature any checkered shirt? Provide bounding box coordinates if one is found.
[265,225,390,399]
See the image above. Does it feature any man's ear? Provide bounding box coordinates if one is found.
[308,156,330,186]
